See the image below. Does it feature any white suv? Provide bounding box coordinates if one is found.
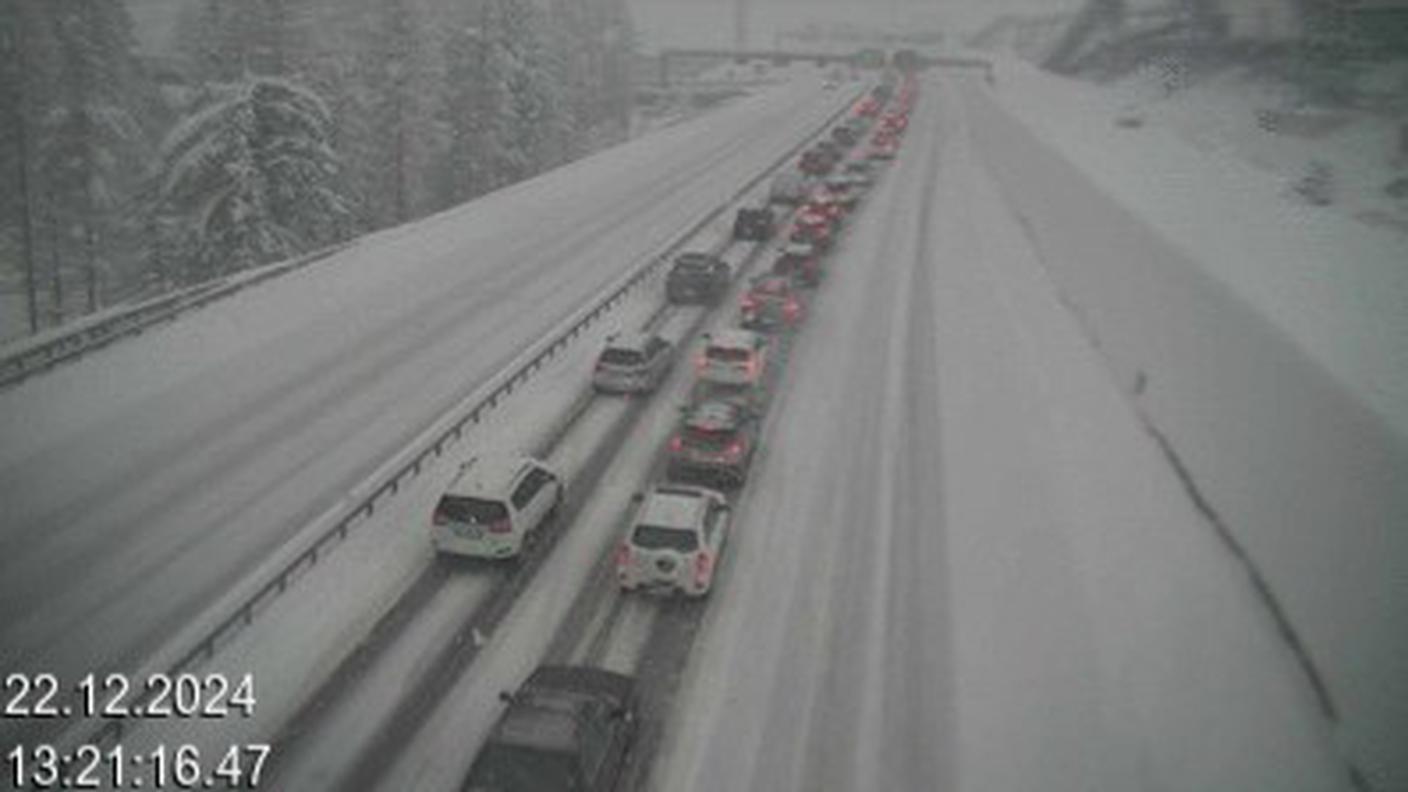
[696,329,768,388]
[616,485,730,597]
[432,456,563,559]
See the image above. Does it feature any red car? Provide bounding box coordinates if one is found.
[804,191,846,223]
[739,275,806,331]
[880,113,908,135]
[867,137,899,160]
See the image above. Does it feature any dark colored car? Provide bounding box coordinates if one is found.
[772,241,824,286]
[830,125,858,147]
[666,252,730,304]
[666,400,759,488]
[733,207,776,241]
[464,666,638,792]
[799,146,837,176]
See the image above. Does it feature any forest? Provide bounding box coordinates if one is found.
[0,0,636,333]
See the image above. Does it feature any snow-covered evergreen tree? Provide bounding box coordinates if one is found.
[176,0,313,83]
[152,77,352,278]
[6,0,159,320]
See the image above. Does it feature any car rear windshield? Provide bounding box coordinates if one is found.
[632,524,699,552]
[600,348,643,366]
[684,427,736,449]
[436,495,508,524]
[706,347,750,363]
[675,254,717,271]
[466,744,577,791]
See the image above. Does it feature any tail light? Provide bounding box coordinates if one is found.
[696,354,708,371]
[694,552,713,586]
[783,299,800,319]
[487,518,512,535]
[743,358,759,377]
[740,294,757,311]
[669,436,683,453]
[616,542,634,569]
[725,440,744,458]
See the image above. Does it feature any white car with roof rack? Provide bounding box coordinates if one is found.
[696,329,769,388]
[432,455,563,560]
[616,485,731,597]
[592,331,674,394]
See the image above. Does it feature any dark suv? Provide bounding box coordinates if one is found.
[464,666,638,792]
[666,252,730,304]
[732,207,775,241]
[666,399,759,488]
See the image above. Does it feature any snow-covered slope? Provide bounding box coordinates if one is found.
[969,60,1407,789]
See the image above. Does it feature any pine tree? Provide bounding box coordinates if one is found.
[18,0,156,318]
[153,77,352,278]
[175,0,312,83]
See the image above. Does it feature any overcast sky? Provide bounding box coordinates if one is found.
[626,0,1083,50]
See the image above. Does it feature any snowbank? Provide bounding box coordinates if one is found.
[964,62,1408,788]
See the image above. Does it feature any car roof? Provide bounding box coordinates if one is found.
[685,400,744,430]
[446,455,534,498]
[524,665,635,706]
[637,486,717,530]
[676,251,720,266]
[707,328,762,350]
[604,331,653,353]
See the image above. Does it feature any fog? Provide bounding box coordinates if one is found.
[626,0,1085,49]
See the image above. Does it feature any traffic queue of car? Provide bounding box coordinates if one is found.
[618,74,919,600]
[455,74,919,792]
[429,74,917,575]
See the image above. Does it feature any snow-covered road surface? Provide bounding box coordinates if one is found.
[652,75,1349,792]
[0,62,1382,792]
[0,79,855,702]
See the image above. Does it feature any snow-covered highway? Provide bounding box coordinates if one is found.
[3,62,1400,792]
[0,79,856,738]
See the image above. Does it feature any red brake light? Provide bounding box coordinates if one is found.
[740,294,757,310]
[696,354,708,371]
[694,552,712,586]
[669,436,683,452]
[726,440,744,457]
[487,518,512,535]
[616,542,633,569]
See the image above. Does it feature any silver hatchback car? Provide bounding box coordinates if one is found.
[592,331,674,394]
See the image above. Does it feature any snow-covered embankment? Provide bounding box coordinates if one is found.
[959,65,1408,789]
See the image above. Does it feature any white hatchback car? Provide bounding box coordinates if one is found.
[616,485,730,597]
[696,329,769,388]
[432,456,563,560]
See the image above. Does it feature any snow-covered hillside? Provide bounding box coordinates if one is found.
[970,56,1408,790]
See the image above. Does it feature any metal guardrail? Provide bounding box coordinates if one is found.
[0,243,351,390]
[70,85,864,750]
